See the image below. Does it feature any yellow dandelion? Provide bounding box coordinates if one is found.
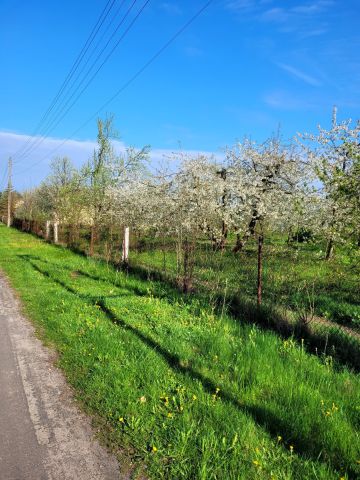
[167,412,173,418]
[119,417,125,423]
[192,394,197,401]
[152,446,158,453]
[277,436,282,442]
[252,460,260,467]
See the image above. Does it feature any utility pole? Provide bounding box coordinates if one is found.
[7,157,12,227]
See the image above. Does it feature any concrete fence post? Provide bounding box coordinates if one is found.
[53,222,59,244]
[45,220,51,240]
[122,226,129,263]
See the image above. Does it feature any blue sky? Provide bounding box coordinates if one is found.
[0,0,359,190]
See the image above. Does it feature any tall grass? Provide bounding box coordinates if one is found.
[130,235,360,331]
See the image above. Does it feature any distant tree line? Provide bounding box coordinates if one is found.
[3,111,359,300]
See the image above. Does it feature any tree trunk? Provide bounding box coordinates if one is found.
[162,233,167,273]
[66,225,71,247]
[89,224,96,256]
[182,237,194,294]
[233,210,259,253]
[287,227,293,245]
[257,234,264,306]
[74,223,80,244]
[233,233,244,253]
[325,238,334,260]
[68,223,76,247]
[219,167,228,251]
[105,224,114,263]
[219,221,228,251]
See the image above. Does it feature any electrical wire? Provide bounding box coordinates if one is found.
[15,0,143,163]
[0,164,8,191]
[13,0,214,177]
[12,0,117,162]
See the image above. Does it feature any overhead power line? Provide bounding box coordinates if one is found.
[12,0,117,162]
[15,0,148,163]
[42,0,128,129]
[0,163,8,191]
[14,0,136,163]
[13,0,214,178]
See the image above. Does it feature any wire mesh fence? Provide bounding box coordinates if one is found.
[10,218,360,372]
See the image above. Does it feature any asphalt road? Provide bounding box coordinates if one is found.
[0,272,121,480]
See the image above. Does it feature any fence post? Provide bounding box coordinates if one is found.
[45,220,50,240]
[257,233,264,306]
[122,226,130,264]
[53,222,59,244]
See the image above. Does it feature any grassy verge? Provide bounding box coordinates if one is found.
[0,224,359,479]
[129,236,360,330]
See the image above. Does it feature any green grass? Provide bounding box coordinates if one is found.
[0,224,359,479]
[129,235,360,330]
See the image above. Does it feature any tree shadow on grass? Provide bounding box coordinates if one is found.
[124,263,360,373]
[18,254,360,374]
[227,293,360,360]
[19,254,150,298]
[17,254,358,478]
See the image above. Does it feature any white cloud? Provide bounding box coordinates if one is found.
[225,0,257,10]
[222,0,335,55]
[160,2,182,15]
[0,130,221,191]
[261,7,289,22]
[277,63,322,87]
[0,130,101,190]
[225,0,274,15]
[226,0,334,38]
[298,28,328,38]
[263,90,316,110]
[0,130,99,158]
[260,1,334,22]
[291,1,334,15]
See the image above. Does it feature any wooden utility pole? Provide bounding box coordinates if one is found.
[7,157,12,227]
